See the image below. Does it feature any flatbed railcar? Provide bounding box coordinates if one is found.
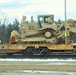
[0,43,76,57]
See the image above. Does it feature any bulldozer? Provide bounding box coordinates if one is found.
[10,14,76,44]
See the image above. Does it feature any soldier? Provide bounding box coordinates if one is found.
[64,29,70,45]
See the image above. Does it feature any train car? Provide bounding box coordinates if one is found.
[0,14,76,57]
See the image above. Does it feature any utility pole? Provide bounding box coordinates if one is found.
[64,0,70,45]
[64,0,67,45]
[65,0,66,21]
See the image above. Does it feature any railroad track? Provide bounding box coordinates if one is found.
[0,54,76,59]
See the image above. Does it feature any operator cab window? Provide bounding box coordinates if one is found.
[44,16,50,23]
[38,17,43,28]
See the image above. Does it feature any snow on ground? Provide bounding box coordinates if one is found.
[0,58,76,62]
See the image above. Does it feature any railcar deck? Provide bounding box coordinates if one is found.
[0,44,76,57]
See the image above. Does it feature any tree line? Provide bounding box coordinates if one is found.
[0,19,19,43]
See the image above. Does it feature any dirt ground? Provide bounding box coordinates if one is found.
[0,60,76,72]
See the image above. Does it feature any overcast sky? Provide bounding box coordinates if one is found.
[0,0,76,24]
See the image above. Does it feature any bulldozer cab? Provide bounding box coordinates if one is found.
[38,15,54,28]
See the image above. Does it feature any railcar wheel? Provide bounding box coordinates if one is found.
[23,47,33,57]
